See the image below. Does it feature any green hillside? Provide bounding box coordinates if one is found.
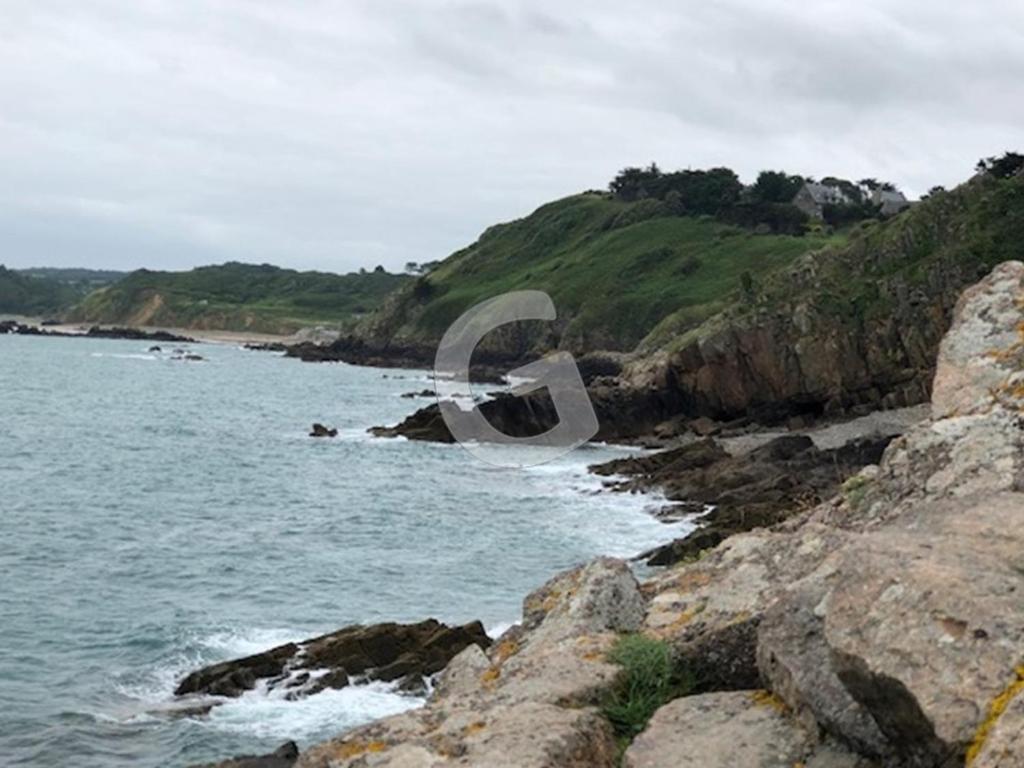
[356,194,845,354]
[68,262,412,334]
[0,266,112,316]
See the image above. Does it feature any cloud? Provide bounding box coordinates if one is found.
[1,0,1022,272]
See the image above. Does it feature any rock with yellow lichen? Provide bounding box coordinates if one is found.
[293,558,640,768]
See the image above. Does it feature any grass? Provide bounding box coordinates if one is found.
[67,262,411,334]
[601,634,693,747]
[366,194,843,353]
[0,265,112,316]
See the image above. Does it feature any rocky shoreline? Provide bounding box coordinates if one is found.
[188,262,1023,767]
[0,319,198,344]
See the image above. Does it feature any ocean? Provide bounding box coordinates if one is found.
[0,334,684,767]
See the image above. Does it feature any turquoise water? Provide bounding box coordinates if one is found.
[0,334,682,767]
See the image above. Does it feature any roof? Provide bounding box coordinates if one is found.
[801,182,853,205]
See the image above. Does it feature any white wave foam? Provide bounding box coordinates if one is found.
[201,627,306,658]
[89,353,158,361]
[486,621,519,640]
[202,680,423,741]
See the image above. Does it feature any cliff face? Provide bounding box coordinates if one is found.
[623,172,1024,424]
[366,172,1024,443]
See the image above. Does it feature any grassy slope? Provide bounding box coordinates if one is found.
[362,194,844,353]
[68,262,412,334]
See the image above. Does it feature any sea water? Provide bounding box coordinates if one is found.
[0,334,685,767]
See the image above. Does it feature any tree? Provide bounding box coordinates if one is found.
[751,171,804,204]
[404,261,420,275]
[859,178,881,191]
[609,163,663,201]
[986,152,1024,179]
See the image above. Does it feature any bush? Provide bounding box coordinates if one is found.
[601,635,692,740]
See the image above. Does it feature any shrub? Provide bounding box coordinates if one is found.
[601,634,692,740]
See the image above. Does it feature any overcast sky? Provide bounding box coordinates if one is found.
[2,0,1022,274]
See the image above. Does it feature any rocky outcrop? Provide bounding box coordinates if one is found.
[294,558,642,768]
[593,434,891,566]
[191,742,299,768]
[309,423,338,438]
[175,619,490,704]
[0,320,197,343]
[644,261,1024,766]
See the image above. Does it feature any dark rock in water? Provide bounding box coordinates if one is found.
[400,389,437,399]
[0,321,198,343]
[591,434,893,566]
[149,346,162,353]
[309,423,338,438]
[85,326,197,343]
[172,352,205,362]
[175,619,490,702]
[188,741,299,768]
[244,342,288,353]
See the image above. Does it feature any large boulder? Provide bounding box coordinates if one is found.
[623,691,813,768]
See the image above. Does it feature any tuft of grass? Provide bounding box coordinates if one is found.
[601,634,693,743]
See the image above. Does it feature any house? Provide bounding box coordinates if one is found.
[791,181,855,219]
[871,187,911,216]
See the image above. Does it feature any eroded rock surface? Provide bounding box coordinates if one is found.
[623,691,812,768]
[294,558,640,768]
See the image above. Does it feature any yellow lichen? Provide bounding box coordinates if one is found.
[492,638,521,663]
[749,689,788,714]
[966,665,1024,765]
[332,740,389,759]
[479,665,501,687]
[461,720,487,737]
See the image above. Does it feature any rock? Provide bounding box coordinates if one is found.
[688,416,722,436]
[520,557,645,646]
[189,741,299,768]
[291,559,638,768]
[175,619,490,702]
[623,690,813,768]
[400,390,436,399]
[931,261,1024,418]
[642,524,851,693]
[971,682,1024,767]
[244,342,288,352]
[594,435,891,566]
[296,702,618,768]
[309,423,338,438]
[149,346,162,352]
[749,261,1024,764]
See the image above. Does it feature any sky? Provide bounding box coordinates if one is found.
[1,0,1022,274]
